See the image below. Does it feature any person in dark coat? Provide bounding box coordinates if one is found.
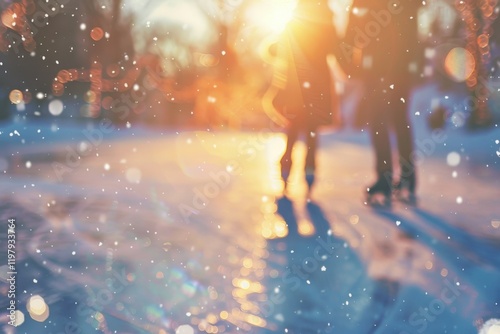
[271,0,338,194]
[339,0,421,205]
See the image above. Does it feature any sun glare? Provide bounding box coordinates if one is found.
[246,0,297,35]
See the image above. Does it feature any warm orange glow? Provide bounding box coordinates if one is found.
[1,7,20,29]
[90,27,104,41]
[58,70,73,85]
[1,1,37,51]
[483,5,494,18]
[206,313,218,324]
[477,34,489,48]
[298,218,315,236]
[9,89,23,104]
[244,313,267,328]
[466,75,477,88]
[220,311,229,320]
[242,258,253,269]
[233,278,251,290]
[444,47,475,82]
[52,82,64,96]
[84,90,97,103]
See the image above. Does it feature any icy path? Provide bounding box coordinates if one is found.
[0,112,499,334]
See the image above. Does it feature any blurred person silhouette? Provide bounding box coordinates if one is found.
[339,0,422,206]
[268,0,339,196]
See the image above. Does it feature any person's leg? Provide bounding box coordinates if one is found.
[304,127,317,172]
[281,119,299,181]
[368,93,393,190]
[391,89,416,194]
[304,125,318,190]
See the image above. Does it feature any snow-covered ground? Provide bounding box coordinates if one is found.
[0,83,499,334]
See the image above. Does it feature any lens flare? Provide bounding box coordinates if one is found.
[245,0,297,35]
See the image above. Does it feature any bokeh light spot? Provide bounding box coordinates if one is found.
[27,295,49,322]
[9,90,23,104]
[488,325,500,334]
[477,34,489,48]
[479,319,500,334]
[446,152,461,167]
[444,47,475,82]
[176,324,195,334]
[220,311,229,320]
[90,27,104,41]
[14,310,25,326]
[48,99,64,116]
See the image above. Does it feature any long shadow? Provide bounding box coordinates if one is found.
[305,200,332,237]
[260,197,400,333]
[411,207,500,267]
[372,208,473,268]
[369,206,500,333]
[372,207,500,269]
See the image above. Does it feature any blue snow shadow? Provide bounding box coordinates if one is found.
[369,206,500,333]
[260,197,400,333]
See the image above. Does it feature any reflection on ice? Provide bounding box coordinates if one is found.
[1,129,500,333]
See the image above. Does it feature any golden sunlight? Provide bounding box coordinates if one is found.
[298,218,315,236]
[245,0,297,35]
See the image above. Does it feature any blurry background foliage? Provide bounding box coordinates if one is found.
[0,0,496,128]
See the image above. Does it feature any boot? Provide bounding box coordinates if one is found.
[366,174,392,207]
[394,174,417,205]
[305,167,315,197]
[280,154,292,193]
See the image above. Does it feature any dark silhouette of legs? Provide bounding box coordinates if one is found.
[305,126,318,190]
[281,120,300,182]
[391,93,416,195]
[366,87,416,205]
[280,120,318,192]
[367,94,393,202]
